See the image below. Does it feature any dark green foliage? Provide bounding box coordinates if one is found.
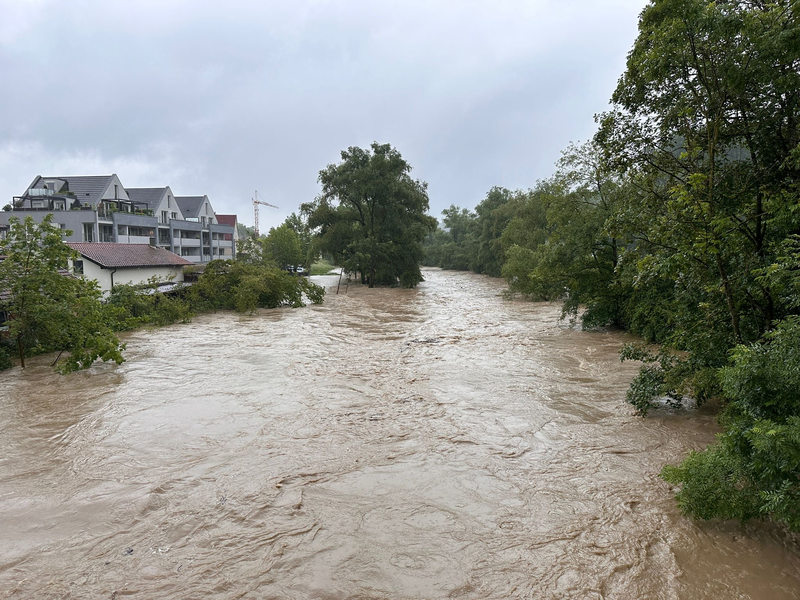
[281,212,315,267]
[189,260,324,312]
[106,283,194,330]
[263,224,304,270]
[0,344,13,371]
[422,205,478,271]
[620,343,721,415]
[303,143,436,288]
[663,318,800,530]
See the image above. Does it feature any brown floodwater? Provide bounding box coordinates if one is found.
[0,268,798,599]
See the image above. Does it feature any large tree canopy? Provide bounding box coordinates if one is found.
[302,142,436,287]
[0,215,125,372]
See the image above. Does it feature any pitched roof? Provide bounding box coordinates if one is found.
[176,196,205,219]
[126,187,166,210]
[27,175,115,206]
[216,214,237,227]
[66,243,192,268]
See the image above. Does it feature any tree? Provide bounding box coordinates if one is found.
[282,212,315,267]
[263,224,303,270]
[422,206,478,271]
[597,0,800,350]
[0,215,124,372]
[302,142,436,287]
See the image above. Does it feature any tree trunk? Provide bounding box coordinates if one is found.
[716,254,742,342]
[17,335,25,369]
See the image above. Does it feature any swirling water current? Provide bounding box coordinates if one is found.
[0,268,798,599]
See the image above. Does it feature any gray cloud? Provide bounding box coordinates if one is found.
[0,0,644,227]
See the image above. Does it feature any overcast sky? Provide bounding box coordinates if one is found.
[0,0,645,228]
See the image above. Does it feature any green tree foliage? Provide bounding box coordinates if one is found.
[422,205,478,271]
[106,282,194,330]
[663,317,800,530]
[303,142,436,288]
[263,224,304,270]
[107,261,325,326]
[189,260,324,312]
[0,215,124,372]
[597,0,800,349]
[282,212,315,267]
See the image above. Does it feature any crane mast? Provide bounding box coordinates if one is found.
[252,190,278,237]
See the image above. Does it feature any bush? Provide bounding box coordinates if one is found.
[662,317,800,530]
[190,260,324,313]
[106,282,194,329]
[0,345,12,371]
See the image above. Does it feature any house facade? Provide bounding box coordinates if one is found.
[66,243,192,294]
[0,175,236,263]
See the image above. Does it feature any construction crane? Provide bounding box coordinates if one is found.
[252,190,278,237]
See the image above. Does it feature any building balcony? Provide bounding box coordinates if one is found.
[117,235,153,245]
[179,237,201,247]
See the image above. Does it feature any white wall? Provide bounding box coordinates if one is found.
[100,175,131,202]
[73,259,185,295]
[153,187,185,223]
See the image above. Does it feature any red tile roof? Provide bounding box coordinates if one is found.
[66,243,192,268]
[216,214,237,227]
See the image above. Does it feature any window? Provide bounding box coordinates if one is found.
[161,211,168,224]
[114,184,118,199]
[167,195,171,208]
[171,212,177,219]
[83,223,94,242]
[73,260,84,275]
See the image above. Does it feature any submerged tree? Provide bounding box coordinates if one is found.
[303,142,436,287]
[0,215,124,372]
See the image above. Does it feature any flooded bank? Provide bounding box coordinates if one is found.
[0,268,798,598]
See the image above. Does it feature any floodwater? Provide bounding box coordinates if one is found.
[0,268,798,599]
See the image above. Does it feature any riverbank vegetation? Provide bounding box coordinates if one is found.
[0,216,325,373]
[424,0,800,530]
[303,142,436,288]
[0,215,125,373]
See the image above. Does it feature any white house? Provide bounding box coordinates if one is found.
[66,242,192,294]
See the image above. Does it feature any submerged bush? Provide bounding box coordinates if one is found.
[0,345,12,371]
[662,317,800,530]
[189,260,325,312]
[106,261,326,330]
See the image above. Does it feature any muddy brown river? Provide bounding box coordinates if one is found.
[0,268,798,599]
